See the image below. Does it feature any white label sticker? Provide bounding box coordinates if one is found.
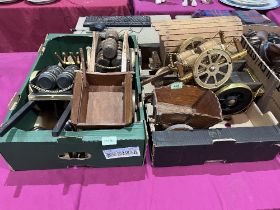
[170,82,183,89]
[103,147,141,159]
[102,136,117,146]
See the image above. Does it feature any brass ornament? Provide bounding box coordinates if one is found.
[215,83,253,115]
[193,49,233,89]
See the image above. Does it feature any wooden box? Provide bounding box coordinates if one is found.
[0,34,146,170]
[71,72,133,128]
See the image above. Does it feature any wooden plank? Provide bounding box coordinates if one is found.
[154,21,241,30]
[157,25,242,34]
[121,31,129,72]
[124,73,133,124]
[79,48,87,88]
[158,25,242,34]
[52,102,71,137]
[0,101,36,137]
[153,22,242,31]
[70,71,83,125]
[165,43,239,53]
[86,46,91,70]
[161,33,242,41]
[154,22,242,31]
[159,29,242,37]
[163,36,241,47]
[152,15,240,23]
[152,16,241,27]
[86,92,124,124]
[164,36,240,46]
[88,32,99,73]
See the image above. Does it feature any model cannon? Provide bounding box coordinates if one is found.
[142,32,265,116]
[157,32,247,90]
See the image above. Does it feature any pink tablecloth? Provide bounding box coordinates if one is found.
[1,52,280,210]
[267,8,280,26]
[133,0,235,17]
[0,0,130,53]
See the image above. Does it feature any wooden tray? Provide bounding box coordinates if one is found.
[71,71,133,128]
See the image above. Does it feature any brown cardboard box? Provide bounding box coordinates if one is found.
[142,28,280,167]
[241,26,280,121]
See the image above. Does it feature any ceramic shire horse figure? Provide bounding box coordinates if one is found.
[155,0,197,7]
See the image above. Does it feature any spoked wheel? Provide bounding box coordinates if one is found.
[178,37,205,53]
[193,49,233,89]
[216,83,253,115]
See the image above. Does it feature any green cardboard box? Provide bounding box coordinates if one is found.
[0,34,146,170]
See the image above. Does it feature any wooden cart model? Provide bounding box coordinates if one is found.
[70,32,134,129]
[152,85,223,130]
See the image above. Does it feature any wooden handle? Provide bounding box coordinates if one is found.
[88,31,99,73]
[141,67,172,86]
[79,48,87,88]
[0,101,36,137]
[121,31,129,72]
[52,102,72,137]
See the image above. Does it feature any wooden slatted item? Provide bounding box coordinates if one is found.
[152,16,243,53]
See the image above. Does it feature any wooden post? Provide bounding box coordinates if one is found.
[88,31,99,73]
[121,31,129,72]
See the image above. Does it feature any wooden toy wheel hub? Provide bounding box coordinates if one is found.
[193,49,232,89]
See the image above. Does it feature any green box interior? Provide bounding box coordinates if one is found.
[0,34,146,170]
